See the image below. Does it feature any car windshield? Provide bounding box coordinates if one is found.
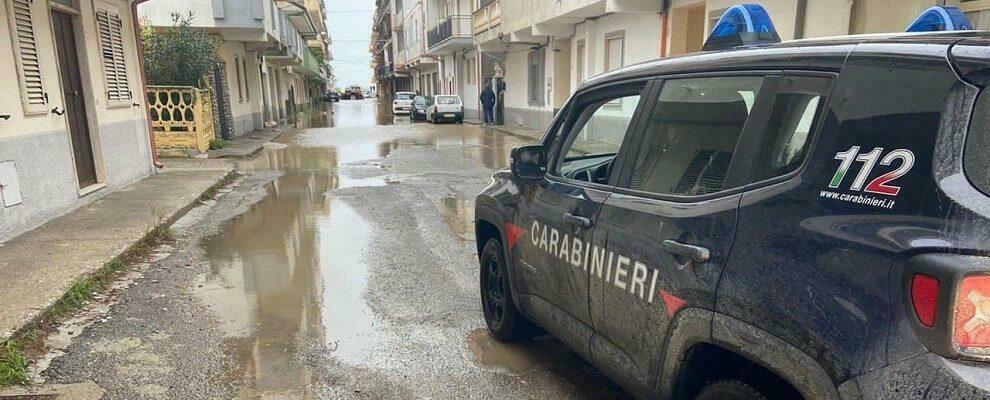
[413,96,431,105]
[396,93,415,100]
[436,96,460,105]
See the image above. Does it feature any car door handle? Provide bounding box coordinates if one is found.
[661,240,710,263]
[563,213,593,229]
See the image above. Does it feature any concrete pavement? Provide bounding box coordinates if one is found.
[0,164,234,342]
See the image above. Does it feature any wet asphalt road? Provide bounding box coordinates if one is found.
[41,99,632,399]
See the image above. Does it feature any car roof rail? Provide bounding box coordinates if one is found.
[907,6,973,32]
[701,4,781,52]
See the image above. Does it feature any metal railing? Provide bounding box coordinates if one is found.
[472,1,500,35]
[147,86,216,153]
[428,15,471,49]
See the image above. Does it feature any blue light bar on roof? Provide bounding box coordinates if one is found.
[906,6,972,32]
[702,4,781,52]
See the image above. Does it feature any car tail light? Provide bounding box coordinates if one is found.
[912,274,941,327]
[953,275,990,357]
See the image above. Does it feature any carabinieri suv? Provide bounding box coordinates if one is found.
[474,5,990,400]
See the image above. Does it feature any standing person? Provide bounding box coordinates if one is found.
[480,83,496,125]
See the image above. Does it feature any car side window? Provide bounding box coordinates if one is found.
[625,76,764,197]
[555,82,647,184]
[752,76,831,181]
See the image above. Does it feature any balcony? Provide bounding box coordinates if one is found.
[472,1,500,35]
[426,15,472,55]
[377,63,395,79]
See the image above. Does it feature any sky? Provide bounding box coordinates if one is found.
[325,0,376,89]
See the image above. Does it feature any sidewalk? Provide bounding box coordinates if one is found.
[465,119,544,141]
[0,163,234,341]
[208,126,289,158]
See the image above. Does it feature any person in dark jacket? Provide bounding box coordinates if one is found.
[480,84,496,125]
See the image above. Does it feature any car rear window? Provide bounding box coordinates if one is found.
[966,90,990,196]
[397,93,415,100]
[437,96,460,105]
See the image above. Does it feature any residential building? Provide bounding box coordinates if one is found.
[139,0,331,137]
[0,0,156,242]
[373,0,990,126]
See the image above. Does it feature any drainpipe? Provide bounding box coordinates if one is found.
[659,0,670,58]
[131,0,164,169]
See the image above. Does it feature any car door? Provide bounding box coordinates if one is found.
[510,80,652,351]
[589,74,780,394]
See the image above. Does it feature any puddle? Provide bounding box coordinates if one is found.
[465,328,541,375]
[434,196,475,241]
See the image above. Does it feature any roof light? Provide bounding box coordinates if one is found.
[906,6,973,32]
[702,4,781,52]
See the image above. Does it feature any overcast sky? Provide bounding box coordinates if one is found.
[326,0,375,88]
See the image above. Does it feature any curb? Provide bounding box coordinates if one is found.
[0,168,238,385]
[210,127,292,159]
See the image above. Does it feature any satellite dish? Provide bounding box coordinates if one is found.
[702,4,781,52]
[906,6,972,32]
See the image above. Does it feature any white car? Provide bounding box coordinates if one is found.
[426,95,464,124]
[392,92,416,114]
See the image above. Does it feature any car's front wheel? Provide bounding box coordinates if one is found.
[695,380,767,400]
[479,238,533,341]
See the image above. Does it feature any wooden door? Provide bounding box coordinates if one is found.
[52,11,97,188]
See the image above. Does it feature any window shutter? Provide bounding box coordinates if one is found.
[95,5,131,102]
[7,0,48,113]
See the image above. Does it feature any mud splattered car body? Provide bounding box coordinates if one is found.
[475,31,990,400]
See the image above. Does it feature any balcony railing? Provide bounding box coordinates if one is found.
[427,15,471,49]
[377,63,394,79]
[472,1,500,35]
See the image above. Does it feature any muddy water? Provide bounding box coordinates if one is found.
[194,100,539,397]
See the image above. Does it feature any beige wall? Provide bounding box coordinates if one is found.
[216,40,262,133]
[0,0,146,141]
[849,0,943,34]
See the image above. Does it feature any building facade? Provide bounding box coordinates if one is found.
[139,0,332,137]
[372,0,990,130]
[0,0,157,242]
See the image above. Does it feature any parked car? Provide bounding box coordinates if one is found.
[426,95,463,124]
[392,92,416,114]
[322,92,340,102]
[410,95,433,121]
[473,5,990,400]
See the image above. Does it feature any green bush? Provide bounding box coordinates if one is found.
[141,12,217,88]
[209,138,228,150]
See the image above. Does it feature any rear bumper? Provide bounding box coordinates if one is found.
[434,111,463,121]
[852,353,990,399]
[392,106,410,114]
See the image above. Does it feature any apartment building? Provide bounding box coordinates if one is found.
[139,0,332,137]
[372,0,990,128]
[0,0,157,242]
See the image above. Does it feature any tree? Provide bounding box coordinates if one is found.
[141,12,217,88]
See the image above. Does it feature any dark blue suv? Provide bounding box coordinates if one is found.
[473,9,990,399]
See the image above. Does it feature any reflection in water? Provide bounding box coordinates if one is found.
[196,101,543,397]
[436,196,475,241]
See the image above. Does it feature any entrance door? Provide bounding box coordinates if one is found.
[52,11,97,188]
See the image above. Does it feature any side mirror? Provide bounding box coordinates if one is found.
[510,145,546,180]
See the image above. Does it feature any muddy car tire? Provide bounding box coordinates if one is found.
[695,380,766,400]
[480,238,533,341]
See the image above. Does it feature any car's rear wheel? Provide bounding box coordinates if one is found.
[480,238,532,341]
[695,380,766,400]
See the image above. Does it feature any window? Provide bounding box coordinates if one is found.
[627,76,764,197]
[752,76,830,181]
[242,57,251,100]
[604,32,624,72]
[967,89,990,196]
[95,3,132,103]
[7,0,48,113]
[234,57,243,102]
[555,82,647,183]
[528,49,545,106]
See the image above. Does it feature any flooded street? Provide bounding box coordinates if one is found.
[41,99,630,399]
